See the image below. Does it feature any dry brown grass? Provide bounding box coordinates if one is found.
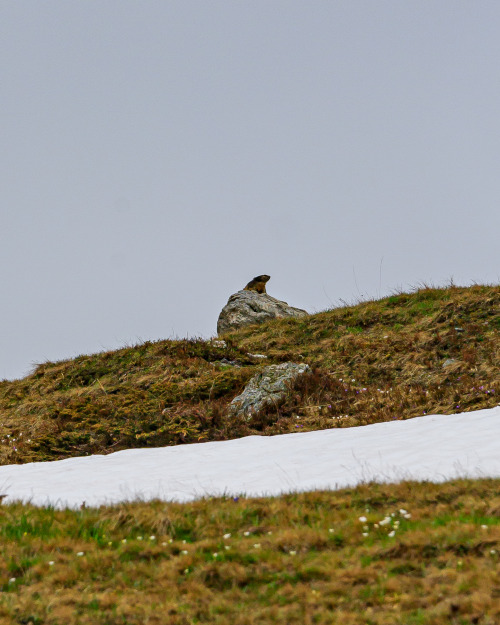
[0,285,499,623]
[1,284,499,465]
[0,479,499,624]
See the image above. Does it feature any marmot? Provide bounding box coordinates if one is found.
[244,274,270,294]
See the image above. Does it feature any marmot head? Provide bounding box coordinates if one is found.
[252,275,270,284]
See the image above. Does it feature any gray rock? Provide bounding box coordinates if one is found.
[230,362,311,419]
[211,339,227,349]
[217,289,308,335]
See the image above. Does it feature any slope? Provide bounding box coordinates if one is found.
[1,285,498,465]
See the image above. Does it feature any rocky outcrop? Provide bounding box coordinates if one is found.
[229,362,311,420]
[217,290,308,335]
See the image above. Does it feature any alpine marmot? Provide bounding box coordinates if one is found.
[244,275,270,294]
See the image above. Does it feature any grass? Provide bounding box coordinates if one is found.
[0,284,498,465]
[0,479,499,624]
[0,283,499,623]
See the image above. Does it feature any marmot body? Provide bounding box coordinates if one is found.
[244,274,270,294]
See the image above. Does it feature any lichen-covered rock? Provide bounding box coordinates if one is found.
[217,290,307,335]
[229,362,311,419]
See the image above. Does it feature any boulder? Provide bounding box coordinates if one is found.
[217,289,308,335]
[229,362,311,420]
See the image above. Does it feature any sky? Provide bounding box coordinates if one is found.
[1,405,499,508]
[2,1,500,381]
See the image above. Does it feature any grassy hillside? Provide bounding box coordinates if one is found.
[1,479,499,624]
[1,284,499,465]
[1,284,499,624]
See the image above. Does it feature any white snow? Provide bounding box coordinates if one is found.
[0,406,499,509]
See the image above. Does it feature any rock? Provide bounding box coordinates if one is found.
[211,339,227,349]
[218,358,240,367]
[217,289,308,335]
[229,362,311,419]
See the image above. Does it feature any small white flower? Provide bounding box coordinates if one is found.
[76,552,84,556]
[404,513,411,519]
[149,535,156,540]
[244,531,250,536]
[48,561,55,566]
[161,542,167,546]
[379,517,391,526]
[168,539,173,543]
[184,568,189,574]
[362,533,368,537]
[358,516,367,523]
[388,531,395,538]
[399,509,407,515]
[225,545,230,550]
[181,550,188,555]
[121,539,127,544]
[182,540,187,544]
[374,523,379,528]
[267,531,273,535]
[490,549,497,555]
[9,578,15,583]
[223,533,231,539]
[253,543,261,549]
[289,550,297,556]
[481,525,488,530]
[213,552,218,558]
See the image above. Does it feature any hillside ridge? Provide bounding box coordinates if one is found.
[1,284,498,466]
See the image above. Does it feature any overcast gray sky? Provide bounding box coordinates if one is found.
[1,1,499,381]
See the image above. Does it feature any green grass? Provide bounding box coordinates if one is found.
[1,284,498,465]
[0,480,499,624]
[0,283,499,622]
